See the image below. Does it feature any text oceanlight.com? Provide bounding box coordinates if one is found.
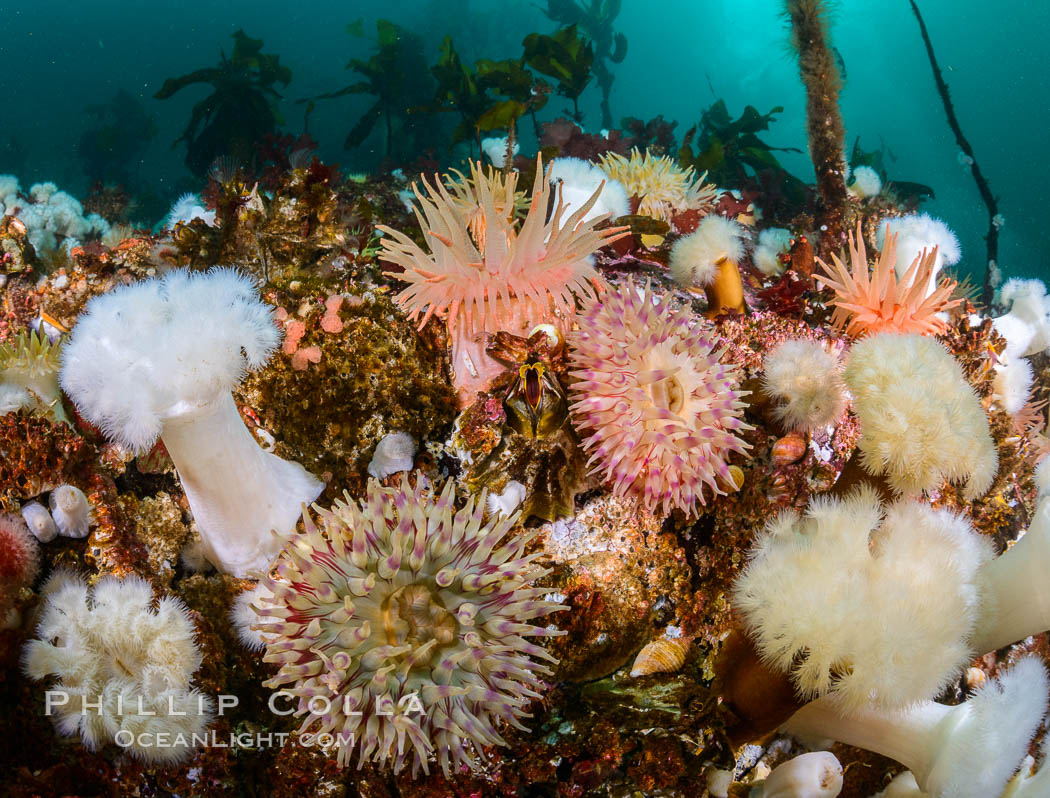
[113,729,356,751]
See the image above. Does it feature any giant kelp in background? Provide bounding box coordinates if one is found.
[907,0,1001,305]
[542,0,628,129]
[522,25,594,123]
[429,36,551,149]
[78,90,157,189]
[154,30,291,177]
[301,19,439,163]
[679,99,806,220]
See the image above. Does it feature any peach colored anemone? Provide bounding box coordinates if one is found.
[815,221,962,338]
[379,156,628,404]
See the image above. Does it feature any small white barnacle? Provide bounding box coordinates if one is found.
[48,485,93,538]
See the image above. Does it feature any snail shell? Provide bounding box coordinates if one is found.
[629,635,692,677]
[771,432,807,465]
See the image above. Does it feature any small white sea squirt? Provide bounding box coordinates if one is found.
[59,268,324,577]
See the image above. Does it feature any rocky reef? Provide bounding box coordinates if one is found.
[1,28,1048,798]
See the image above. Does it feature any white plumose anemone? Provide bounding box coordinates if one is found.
[22,572,214,763]
[59,268,324,577]
[972,497,1050,653]
[876,214,960,295]
[481,135,519,168]
[761,339,846,432]
[734,487,992,713]
[165,192,217,229]
[847,165,882,199]
[755,751,843,798]
[49,484,93,538]
[783,657,1048,798]
[994,278,1050,359]
[548,156,630,223]
[843,333,997,501]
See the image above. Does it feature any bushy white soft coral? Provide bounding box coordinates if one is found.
[783,657,1048,798]
[670,214,747,288]
[876,214,960,290]
[761,339,846,432]
[734,487,992,713]
[994,278,1050,359]
[22,572,214,763]
[59,268,323,576]
[548,157,629,223]
[844,333,997,500]
[754,227,792,277]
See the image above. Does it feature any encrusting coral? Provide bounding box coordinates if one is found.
[59,267,323,577]
[568,280,751,517]
[733,486,992,713]
[23,572,214,763]
[253,475,567,776]
[843,332,997,500]
[815,222,961,338]
[379,156,628,405]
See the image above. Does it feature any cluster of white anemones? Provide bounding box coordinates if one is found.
[0,176,110,255]
[23,572,214,763]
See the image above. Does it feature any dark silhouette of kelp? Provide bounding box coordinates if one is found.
[154,30,291,177]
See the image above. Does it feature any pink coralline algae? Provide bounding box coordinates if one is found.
[568,280,752,517]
